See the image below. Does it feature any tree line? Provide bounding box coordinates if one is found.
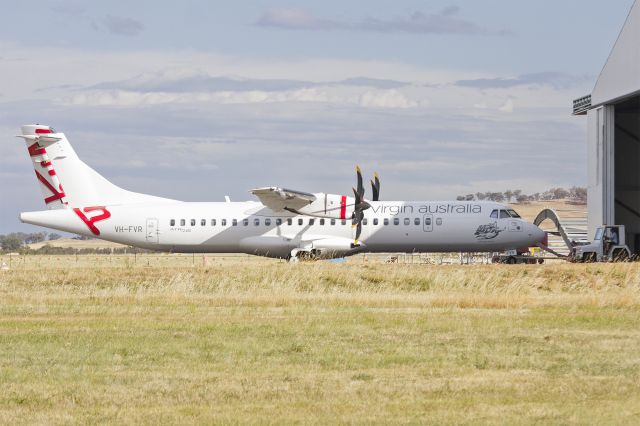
[0,232,150,254]
[456,187,587,204]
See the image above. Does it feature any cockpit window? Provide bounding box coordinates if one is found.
[490,209,498,219]
[594,228,603,240]
[499,210,511,219]
[506,209,521,218]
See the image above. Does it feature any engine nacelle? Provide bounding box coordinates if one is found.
[295,193,355,220]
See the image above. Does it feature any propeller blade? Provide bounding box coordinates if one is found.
[370,172,380,202]
[374,172,380,201]
[355,220,362,242]
[356,165,364,198]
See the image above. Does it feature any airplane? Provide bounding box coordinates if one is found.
[17,124,546,261]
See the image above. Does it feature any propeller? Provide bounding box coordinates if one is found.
[352,166,371,246]
[370,172,380,202]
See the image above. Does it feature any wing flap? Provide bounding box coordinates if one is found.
[250,187,317,211]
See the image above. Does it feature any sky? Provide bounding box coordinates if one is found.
[0,0,636,233]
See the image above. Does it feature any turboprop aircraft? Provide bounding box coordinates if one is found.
[17,124,546,261]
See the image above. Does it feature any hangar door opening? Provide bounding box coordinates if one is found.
[615,95,640,253]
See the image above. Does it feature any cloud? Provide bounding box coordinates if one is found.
[255,7,511,36]
[498,98,514,113]
[99,15,145,37]
[88,69,412,93]
[455,72,591,90]
[255,8,340,30]
[51,4,85,17]
[65,87,419,110]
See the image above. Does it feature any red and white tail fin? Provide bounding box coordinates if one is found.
[18,125,175,208]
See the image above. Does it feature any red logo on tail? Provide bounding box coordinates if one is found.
[73,206,111,236]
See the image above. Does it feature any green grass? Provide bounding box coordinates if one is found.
[1,260,640,424]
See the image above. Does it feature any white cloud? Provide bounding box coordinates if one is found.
[498,98,514,113]
[255,7,512,36]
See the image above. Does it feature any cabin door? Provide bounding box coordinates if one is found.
[146,218,159,243]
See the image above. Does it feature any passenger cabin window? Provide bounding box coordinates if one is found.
[221,219,227,226]
[320,219,325,226]
[393,218,400,225]
[265,218,271,226]
[404,218,410,226]
[425,217,432,226]
[414,218,420,226]
[275,218,282,226]
[287,218,292,225]
[490,209,499,219]
[363,218,368,226]
[191,219,196,226]
[180,219,186,226]
[170,219,175,226]
[499,210,511,219]
[243,219,249,226]
[384,218,389,226]
[232,219,238,226]
[341,219,347,225]
[309,219,315,225]
[211,219,216,226]
[373,218,379,225]
[331,219,336,225]
[254,218,260,226]
[298,218,303,226]
[506,209,521,218]
[201,219,206,226]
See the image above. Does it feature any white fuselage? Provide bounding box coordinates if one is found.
[21,200,545,259]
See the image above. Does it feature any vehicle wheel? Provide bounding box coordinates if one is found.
[506,256,517,265]
[538,259,545,265]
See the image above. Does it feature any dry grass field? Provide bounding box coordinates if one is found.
[1,256,639,425]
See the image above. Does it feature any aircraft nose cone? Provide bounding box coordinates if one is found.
[531,224,546,244]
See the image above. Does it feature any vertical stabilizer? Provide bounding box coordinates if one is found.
[18,125,175,208]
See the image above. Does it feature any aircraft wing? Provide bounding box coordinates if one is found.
[250,187,317,212]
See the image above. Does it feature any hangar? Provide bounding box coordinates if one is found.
[573,0,640,252]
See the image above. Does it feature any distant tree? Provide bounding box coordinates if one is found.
[1,234,23,251]
[541,190,554,200]
[516,194,530,204]
[73,234,92,240]
[48,233,62,241]
[456,195,465,201]
[25,232,47,244]
[464,194,475,201]
[552,187,570,200]
[513,189,522,200]
[532,192,541,201]
[503,189,514,202]
[569,186,587,203]
[487,192,505,202]
[475,192,486,201]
